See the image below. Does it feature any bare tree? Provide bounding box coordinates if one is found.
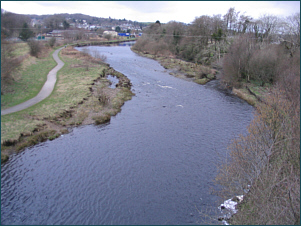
[237,14,253,34]
[285,12,300,46]
[1,37,23,92]
[44,14,65,30]
[216,88,300,225]
[278,12,301,56]
[223,7,240,35]
[1,9,31,37]
[162,21,186,53]
[189,15,212,46]
[258,14,279,42]
[248,44,280,85]
[222,34,258,85]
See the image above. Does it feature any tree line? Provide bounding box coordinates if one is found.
[134,8,300,225]
[133,8,299,66]
[1,10,147,38]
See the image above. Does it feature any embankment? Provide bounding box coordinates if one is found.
[131,49,217,85]
[132,49,268,107]
[71,38,137,47]
[1,46,134,163]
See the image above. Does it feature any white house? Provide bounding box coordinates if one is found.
[103,31,118,37]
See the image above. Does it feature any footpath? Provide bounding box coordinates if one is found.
[1,47,65,116]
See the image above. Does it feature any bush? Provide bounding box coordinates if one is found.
[1,42,16,82]
[48,37,56,48]
[96,87,110,106]
[93,114,111,125]
[1,40,23,91]
[27,39,41,57]
[275,48,300,105]
[90,49,107,62]
[132,37,150,52]
[248,44,285,86]
[222,34,295,88]
[104,34,112,41]
[222,34,258,86]
[216,88,300,225]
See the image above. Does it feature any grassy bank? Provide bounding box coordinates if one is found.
[132,49,270,107]
[231,81,272,106]
[131,47,274,107]
[1,49,57,109]
[1,45,134,163]
[131,49,217,85]
[71,38,137,47]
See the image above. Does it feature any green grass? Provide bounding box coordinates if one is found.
[11,43,30,57]
[1,45,134,163]
[72,38,137,46]
[1,50,57,109]
[132,49,215,84]
[1,50,105,143]
[232,87,257,106]
[1,111,42,144]
[30,54,104,118]
[194,78,209,85]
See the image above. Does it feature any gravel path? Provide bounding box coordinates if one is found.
[1,47,65,116]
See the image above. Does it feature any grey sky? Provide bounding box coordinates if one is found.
[1,1,300,23]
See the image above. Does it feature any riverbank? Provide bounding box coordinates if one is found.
[1,47,65,116]
[131,49,217,85]
[131,49,270,107]
[1,42,256,225]
[70,38,137,47]
[1,45,134,163]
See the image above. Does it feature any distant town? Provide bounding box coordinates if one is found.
[1,11,148,41]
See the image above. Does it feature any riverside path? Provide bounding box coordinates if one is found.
[1,47,65,116]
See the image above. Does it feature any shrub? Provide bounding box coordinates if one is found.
[104,34,112,41]
[27,39,41,57]
[216,88,300,225]
[48,37,56,48]
[90,49,107,62]
[1,40,23,91]
[248,44,284,85]
[275,48,300,105]
[1,42,16,81]
[132,37,149,52]
[93,114,111,124]
[222,34,258,86]
[96,87,110,106]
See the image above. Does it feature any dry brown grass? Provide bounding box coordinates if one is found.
[132,49,217,85]
[1,45,134,163]
[232,88,257,106]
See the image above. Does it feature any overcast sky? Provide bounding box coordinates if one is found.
[1,1,300,24]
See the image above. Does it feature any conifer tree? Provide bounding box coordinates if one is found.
[19,22,33,41]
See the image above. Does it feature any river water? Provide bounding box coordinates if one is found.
[1,42,254,225]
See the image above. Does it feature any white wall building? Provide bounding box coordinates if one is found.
[103,31,118,37]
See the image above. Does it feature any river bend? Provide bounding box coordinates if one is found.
[1,42,254,225]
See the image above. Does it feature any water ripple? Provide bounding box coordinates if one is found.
[1,43,254,225]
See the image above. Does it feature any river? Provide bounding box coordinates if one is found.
[1,42,254,225]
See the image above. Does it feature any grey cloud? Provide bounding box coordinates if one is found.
[116,1,171,13]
